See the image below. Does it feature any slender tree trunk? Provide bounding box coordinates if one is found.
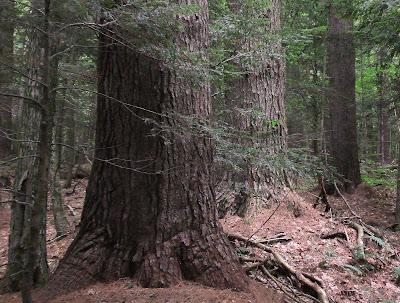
[63,103,76,188]
[46,0,247,297]
[222,0,287,218]
[3,1,55,297]
[326,1,361,191]
[50,60,69,236]
[394,73,400,225]
[20,1,54,301]
[0,1,14,158]
[396,138,400,224]
[377,59,390,165]
[310,63,321,156]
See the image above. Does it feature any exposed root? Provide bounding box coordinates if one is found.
[252,232,291,245]
[346,221,365,261]
[228,233,330,303]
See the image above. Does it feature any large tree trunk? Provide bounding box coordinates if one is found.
[220,0,287,218]
[326,2,361,191]
[0,1,14,158]
[48,0,247,296]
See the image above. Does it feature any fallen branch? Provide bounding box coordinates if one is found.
[47,233,69,244]
[229,233,330,303]
[258,266,305,303]
[346,221,365,261]
[334,181,360,219]
[65,204,76,216]
[255,232,292,245]
[66,178,85,196]
[321,231,348,241]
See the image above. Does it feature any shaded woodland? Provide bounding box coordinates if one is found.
[0,0,400,302]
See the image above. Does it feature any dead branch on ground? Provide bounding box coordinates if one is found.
[229,233,330,303]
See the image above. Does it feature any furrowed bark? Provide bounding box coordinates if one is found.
[45,0,248,298]
[326,1,361,191]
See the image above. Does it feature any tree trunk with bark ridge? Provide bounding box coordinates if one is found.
[0,1,14,158]
[220,0,287,218]
[326,2,361,191]
[48,0,247,295]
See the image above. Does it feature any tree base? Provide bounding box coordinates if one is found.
[42,227,248,300]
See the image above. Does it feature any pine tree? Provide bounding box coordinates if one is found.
[48,0,247,294]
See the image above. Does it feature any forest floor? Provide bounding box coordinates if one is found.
[0,181,400,303]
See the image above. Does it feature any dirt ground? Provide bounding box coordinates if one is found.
[0,280,283,303]
[1,181,400,303]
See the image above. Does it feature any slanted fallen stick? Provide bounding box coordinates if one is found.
[229,233,330,303]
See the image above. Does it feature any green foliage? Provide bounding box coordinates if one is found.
[367,234,386,248]
[235,246,250,257]
[342,264,364,276]
[361,162,397,188]
[353,247,366,261]
[394,267,400,279]
[355,0,400,56]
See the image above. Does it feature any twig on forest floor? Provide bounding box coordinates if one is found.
[246,200,282,243]
[258,267,305,303]
[47,233,70,244]
[253,232,291,245]
[65,204,76,216]
[333,182,393,255]
[333,181,360,219]
[229,233,330,303]
[66,178,85,196]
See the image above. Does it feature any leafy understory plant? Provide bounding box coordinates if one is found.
[342,264,364,276]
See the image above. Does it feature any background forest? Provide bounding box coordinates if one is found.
[0,0,400,303]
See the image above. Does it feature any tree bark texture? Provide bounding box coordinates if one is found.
[396,138,400,224]
[50,61,69,236]
[63,101,76,188]
[0,1,14,158]
[377,61,390,165]
[220,0,287,218]
[326,2,361,191]
[4,0,55,294]
[48,0,247,295]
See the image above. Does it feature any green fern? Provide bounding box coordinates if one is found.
[367,235,386,248]
[342,264,363,276]
[394,267,400,279]
[236,246,250,256]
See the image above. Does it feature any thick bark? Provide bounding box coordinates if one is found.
[0,1,14,158]
[48,0,247,296]
[221,0,287,218]
[326,2,361,191]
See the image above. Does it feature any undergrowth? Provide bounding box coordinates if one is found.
[361,161,397,189]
